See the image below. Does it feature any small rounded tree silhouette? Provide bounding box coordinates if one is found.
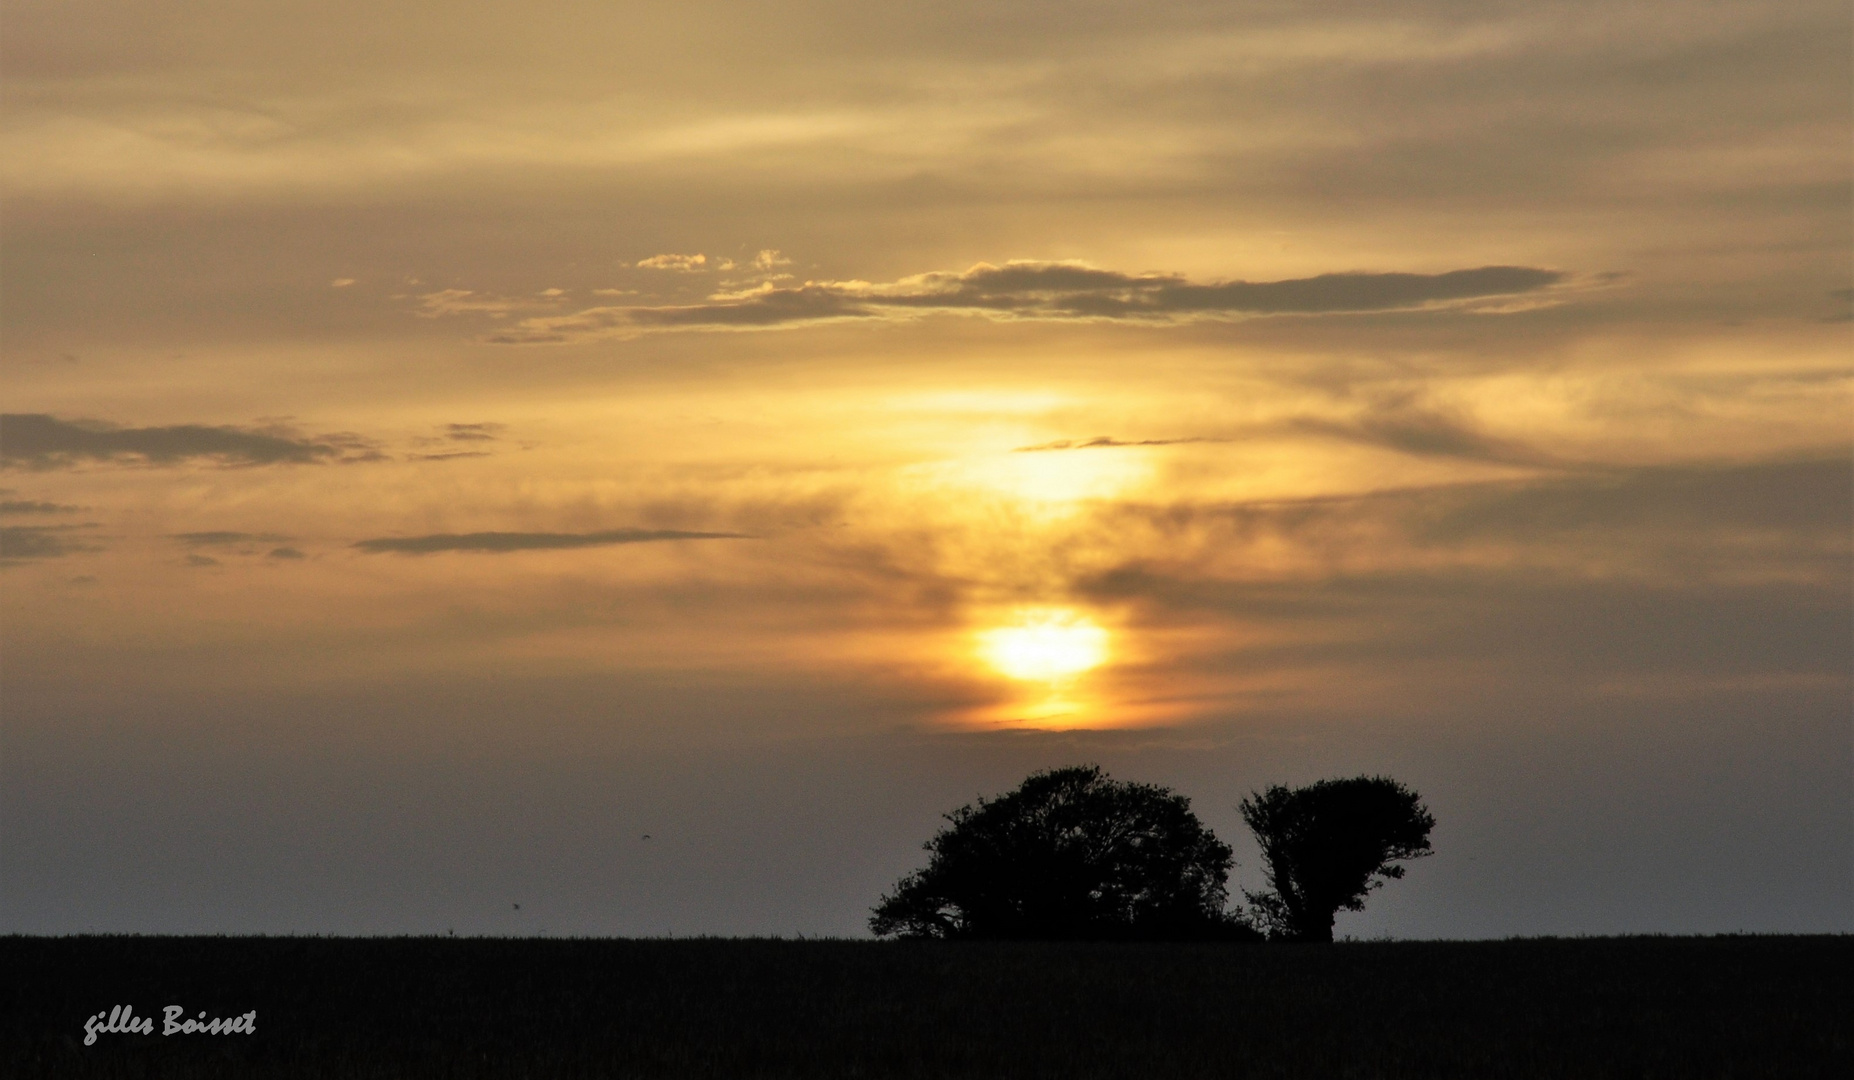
[1239,776,1435,942]
[871,765,1252,940]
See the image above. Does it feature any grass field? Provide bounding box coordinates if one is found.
[3,935,1847,1078]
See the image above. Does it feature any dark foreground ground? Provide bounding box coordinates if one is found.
[2,935,1847,1079]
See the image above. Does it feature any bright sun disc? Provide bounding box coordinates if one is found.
[977,610,1109,681]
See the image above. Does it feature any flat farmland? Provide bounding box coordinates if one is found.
[3,935,1847,1078]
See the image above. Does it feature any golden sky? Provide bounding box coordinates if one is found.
[2,0,1848,936]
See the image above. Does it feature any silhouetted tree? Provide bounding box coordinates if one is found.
[871,765,1254,940]
[1239,776,1435,942]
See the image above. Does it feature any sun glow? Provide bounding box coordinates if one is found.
[957,447,1151,505]
[976,608,1110,682]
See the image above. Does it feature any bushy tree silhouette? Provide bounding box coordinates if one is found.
[1239,776,1435,942]
[871,765,1252,940]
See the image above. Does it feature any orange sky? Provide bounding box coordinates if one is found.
[3,0,1848,937]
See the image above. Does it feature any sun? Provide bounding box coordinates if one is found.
[976,608,1110,682]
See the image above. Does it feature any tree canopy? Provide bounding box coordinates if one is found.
[870,765,1250,940]
[1239,776,1435,942]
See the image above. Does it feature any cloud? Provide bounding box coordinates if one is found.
[170,532,308,561]
[1291,398,1565,468]
[413,290,563,319]
[330,278,356,287]
[1015,436,1227,452]
[171,531,295,546]
[479,260,1571,342]
[0,499,83,515]
[351,528,753,554]
[1081,455,1848,597]
[1,524,101,560]
[404,424,503,459]
[1018,389,1587,469]
[1068,455,1849,692]
[1,414,358,469]
[1093,569,1845,694]
[636,253,708,271]
[1012,399,1560,466]
[1405,457,1851,546]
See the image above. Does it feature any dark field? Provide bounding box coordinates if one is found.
[3,935,1847,1079]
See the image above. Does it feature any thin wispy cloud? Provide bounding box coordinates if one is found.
[635,250,790,273]
[1013,400,1563,468]
[636,253,710,271]
[170,532,295,546]
[463,261,1572,343]
[1291,400,1568,469]
[352,528,753,554]
[1079,456,1851,607]
[1014,436,1229,452]
[413,290,567,319]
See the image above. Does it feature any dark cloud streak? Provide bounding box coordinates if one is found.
[479,262,1570,342]
[0,524,102,560]
[2,414,345,469]
[1292,401,1566,468]
[1015,436,1227,452]
[352,529,753,554]
[0,500,82,515]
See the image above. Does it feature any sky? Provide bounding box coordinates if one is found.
[2,0,1849,938]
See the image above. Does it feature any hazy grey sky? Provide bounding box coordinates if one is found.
[2,0,1848,937]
